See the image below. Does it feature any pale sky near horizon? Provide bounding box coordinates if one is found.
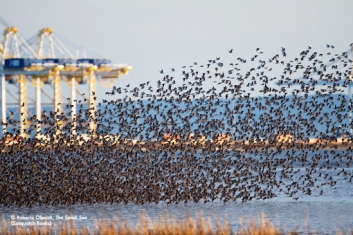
[1,0,353,103]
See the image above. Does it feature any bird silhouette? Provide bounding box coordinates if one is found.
[0,44,352,207]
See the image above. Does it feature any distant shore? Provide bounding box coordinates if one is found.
[1,137,352,152]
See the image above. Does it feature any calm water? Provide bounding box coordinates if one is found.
[1,176,353,233]
[1,195,353,233]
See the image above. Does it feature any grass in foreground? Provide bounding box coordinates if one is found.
[1,213,352,235]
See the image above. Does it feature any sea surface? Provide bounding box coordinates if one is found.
[1,150,353,234]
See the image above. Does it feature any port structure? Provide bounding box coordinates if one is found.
[0,26,132,138]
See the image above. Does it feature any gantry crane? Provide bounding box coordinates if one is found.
[1,26,40,137]
[0,25,132,138]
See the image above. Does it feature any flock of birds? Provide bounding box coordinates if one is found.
[1,44,353,207]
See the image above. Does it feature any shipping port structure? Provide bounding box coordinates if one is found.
[0,26,132,138]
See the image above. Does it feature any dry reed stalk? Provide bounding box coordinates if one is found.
[1,213,353,235]
[237,212,281,235]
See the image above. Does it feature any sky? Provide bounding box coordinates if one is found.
[1,0,353,104]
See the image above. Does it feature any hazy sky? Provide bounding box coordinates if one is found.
[1,0,353,102]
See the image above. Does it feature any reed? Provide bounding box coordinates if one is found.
[1,213,352,235]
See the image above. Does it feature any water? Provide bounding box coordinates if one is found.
[1,195,353,233]
[1,149,353,234]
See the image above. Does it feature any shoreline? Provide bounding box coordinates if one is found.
[1,137,352,152]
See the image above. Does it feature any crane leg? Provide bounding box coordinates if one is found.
[36,77,41,134]
[1,74,6,136]
[54,72,63,135]
[71,77,76,135]
[89,72,97,136]
[349,83,352,135]
[19,75,28,138]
